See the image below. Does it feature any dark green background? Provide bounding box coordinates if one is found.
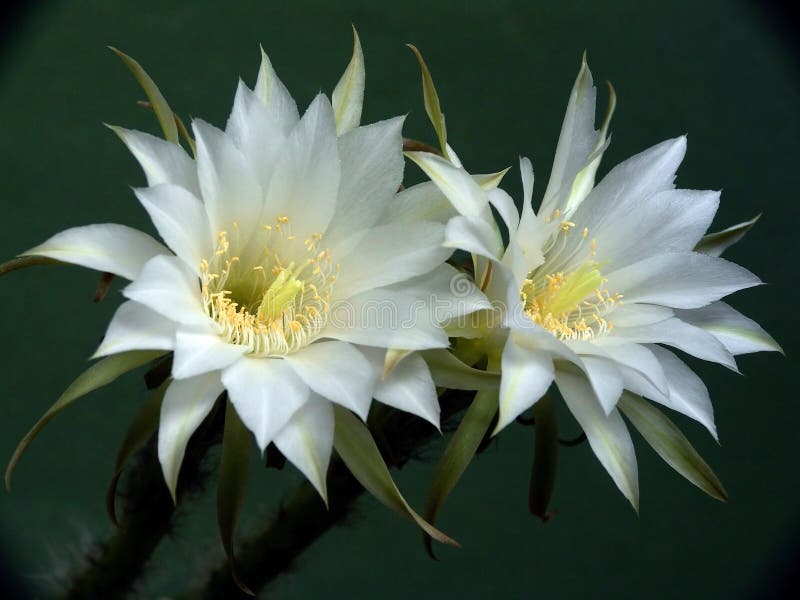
[1,1,797,597]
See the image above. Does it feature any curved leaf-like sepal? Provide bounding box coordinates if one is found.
[406,44,448,158]
[106,379,167,526]
[694,214,761,258]
[422,349,500,391]
[619,393,727,502]
[109,47,179,143]
[5,350,165,491]
[422,389,497,557]
[529,395,558,521]
[0,255,62,278]
[332,405,459,547]
[332,25,365,135]
[217,399,254,596]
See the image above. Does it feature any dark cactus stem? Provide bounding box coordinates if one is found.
[63,402,224,600]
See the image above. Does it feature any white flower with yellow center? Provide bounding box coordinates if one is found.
[408,56,781,508]
[21,46,458,501]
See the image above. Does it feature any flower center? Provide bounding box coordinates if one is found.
[200,216,338,356]
[520,222,621,340]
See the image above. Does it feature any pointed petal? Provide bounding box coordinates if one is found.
[122,255,210,327]
[443,215,503,260]
[222,357,309,451]
[94,301,175,357]
[332,26,365,135]
[495,335,554,433]
[675,301,782,355]
[405,151,487,217]
[172,329,250,379]
[372,352,440,429]
[108,126,199,195]
[274,396,334,502]
[23,224,168,280]
[134,183,212,273]
[334,221,450,298]
[580,356,624,415]
[556,367,639,510]
[695,214,760,257]
[619,393,727,501]
[285,341,375,420]
[158,372,223,501]
[254,47,300,132]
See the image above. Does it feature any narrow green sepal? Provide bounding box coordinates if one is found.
[109,47,179,143]
[529,396,558,521]
[619,393,728,502]
[422,389,498,558]
[694,214,761,257]
[406,44,448,158]
[106,379,168,526]
[332,405,459,547]
[5,350,166,491]
[217,399,254,596]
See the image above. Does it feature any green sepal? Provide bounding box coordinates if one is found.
[422,389,498,558]
[0,255,61,278]
[529,396,558,521]
[422,349,500,391]
[5,350,166,491]
[694,214,761,257]
[217,399,254,596]
[406,44,448,158]
[106,379,168,526]
[619,393,727,502]
[332,25,365,135]
[109,47,179,143]
[332,405,458,547]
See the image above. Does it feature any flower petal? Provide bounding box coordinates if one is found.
[495,334,554,433]
[675,301,782,356]
[108,126,199,195]
[158,372,223,501]
[94,301,176,358]
[580,356,624,415]
[285,341,375,421]
[254,47,300,133]
[273,395,334,502]
[134,183,212,274]
[222,356,309,451]
[405,151,488,218]
[370,351,440,429]
[122,255,209,327]
[172,329,250,380]
[556,366,639,510]
[23,224,168,280]
[331,26,365,135]
[443,215,502,260]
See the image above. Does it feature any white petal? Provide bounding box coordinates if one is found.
[607,304,673,328]
[94,301,175,357]
[284,341,375,421]
[443,215,502,260]
[109,126,199,196]
[134,184,212,274]
[371,352,440,429]
[222,356,309,451]
[580,356,624,415]
[495,334,554,433]
[647,345,717,439]
[225,80,288,193]
[606,252,761,309]
[23,224,168,280]
[405,151,488,218]
[675,302,782,356]
[380,180,458,225]
[193,119,263,242]
[158,372,223,500]
[273,396,334,502]
[322,287,449,351]
[172,329,250,380]
[122,255,210,327]
[324,117,405,244]
[263,94,339,241]
[613,317,737,371]
[334,222,450,298]
[331,27,365,135]
[556,367,639,509]
[587,341,668,395]
[254,47,300,133]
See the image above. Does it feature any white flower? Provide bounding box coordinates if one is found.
[408,56,781,509]
[22,47,457,502]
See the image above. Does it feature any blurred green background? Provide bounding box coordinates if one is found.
[0,0,797,597]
